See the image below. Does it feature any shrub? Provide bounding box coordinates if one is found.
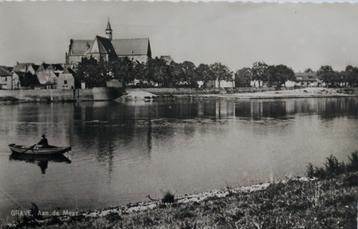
[162,191,175,204]
[323,155,346,177]
[306,163,315,178]
[347,151,358,172]
[305,152,358,179]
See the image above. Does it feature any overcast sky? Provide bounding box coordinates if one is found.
[0,2,358,72]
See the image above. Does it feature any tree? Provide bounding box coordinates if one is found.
[210,63,233,88]
[75,57,109,88]
[251,61,269,87]
[152,57,170,87]
[181,61,198,87]
[132,61,146,85]
[235,67,252,87]
[110,57,134,88]
[266,64,295,88]
[168,61,185,87]
[317,65,339,87]
[196,64,215,87]
[344,65,358,87]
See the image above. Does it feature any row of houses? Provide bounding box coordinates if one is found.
[0,63,75,90]
[250,71,321,88]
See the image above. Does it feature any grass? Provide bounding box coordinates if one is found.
[6,172,357,229]
[306,151,358,179]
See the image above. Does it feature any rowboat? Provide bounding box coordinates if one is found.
[8,144,71,155]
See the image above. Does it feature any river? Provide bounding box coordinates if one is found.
[0,97,357,218]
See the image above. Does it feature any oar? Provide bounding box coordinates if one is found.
[22,144,37,153]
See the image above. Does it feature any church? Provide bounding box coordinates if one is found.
[65,20,152,65]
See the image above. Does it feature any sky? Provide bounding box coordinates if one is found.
[0,2,358,72]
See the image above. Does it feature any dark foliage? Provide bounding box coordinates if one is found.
[18,72,40,88]
[347,151,358,172]
[306,152,358,179]
[75,57,110,88]
[162,191,175,204]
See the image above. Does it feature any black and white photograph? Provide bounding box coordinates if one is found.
[0,1,357,228]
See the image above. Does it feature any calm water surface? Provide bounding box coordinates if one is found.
[0,97,358,218]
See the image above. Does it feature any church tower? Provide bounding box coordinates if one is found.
[105,19,112,41]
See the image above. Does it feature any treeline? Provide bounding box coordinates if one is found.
[317,65,358,87]
[236,62,358,88]
[75,57,233,88]
[74,57,358,89]
[235,62,295,88]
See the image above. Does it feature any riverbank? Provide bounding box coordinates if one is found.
[199,88,357,99]
[0,88,123,103]
[3,170,357,228]
[0,87,355,103]
[123,87,357,101]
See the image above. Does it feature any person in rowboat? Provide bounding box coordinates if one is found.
[37,134,49,148]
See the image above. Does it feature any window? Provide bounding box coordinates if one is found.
[64,80,68,84]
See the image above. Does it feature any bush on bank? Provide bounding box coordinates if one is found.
[306,151,358,179]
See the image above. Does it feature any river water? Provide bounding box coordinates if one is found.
[0,97,357,218]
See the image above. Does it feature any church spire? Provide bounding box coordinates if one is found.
[105,19,112,41]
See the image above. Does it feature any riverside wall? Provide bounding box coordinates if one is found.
[0,87,123,102]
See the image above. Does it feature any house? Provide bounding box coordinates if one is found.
[13,63,39,75]
[250,80,266,88]
[159,55,173,64]
[0,67,13,89]
[36,63,58,89]
[284,80,296,88]
[66,20,152,65]
[206,79,235,89]
[0,65,13,72]
[57,69,75,89]
[295,71,320,87]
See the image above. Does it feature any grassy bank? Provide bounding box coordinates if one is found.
[2,153,358,229]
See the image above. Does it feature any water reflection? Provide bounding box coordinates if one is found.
[9,153,71,174]
[67,98,358,177]
[2,98,358,171]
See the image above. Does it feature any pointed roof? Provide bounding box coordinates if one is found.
[0,65,13,72]
[85,36,117,60]
[0,66,11,76]
[106,19,112,31]
[112,38,151,56]
[13,63,35,72]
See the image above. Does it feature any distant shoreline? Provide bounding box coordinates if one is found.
[0,87,123,103]
[124,87,357,101]
[0,87,356,103]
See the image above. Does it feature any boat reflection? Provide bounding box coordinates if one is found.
[9,153,71,174]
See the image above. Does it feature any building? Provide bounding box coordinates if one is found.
[13,63,39,75]
[295,71,320,87]
[0,66,14,89]
[36,63,58,89]
[66,20,152,65]
[205,79,235,89]
[159,55,173,64]
[57,69,75,89]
